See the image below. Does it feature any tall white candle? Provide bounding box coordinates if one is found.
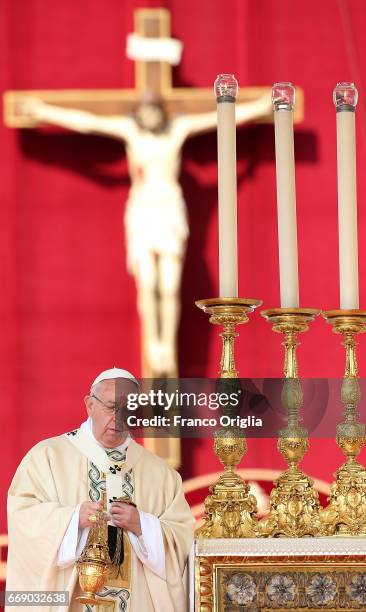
[272,82,299,308]
[333,82,359,309]
[215,74,238,298]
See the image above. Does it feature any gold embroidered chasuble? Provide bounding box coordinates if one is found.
[6,431,194,612]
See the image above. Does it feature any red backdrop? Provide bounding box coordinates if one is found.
[2,0,366,532]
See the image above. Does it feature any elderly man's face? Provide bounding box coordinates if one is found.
[84,378,137,448]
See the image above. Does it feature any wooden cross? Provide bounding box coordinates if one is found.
[4,8,303,126]
[3,8,303,469]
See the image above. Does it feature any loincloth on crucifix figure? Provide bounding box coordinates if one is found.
[3,8,295,381]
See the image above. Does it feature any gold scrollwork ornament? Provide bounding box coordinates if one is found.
[196,427,258,538]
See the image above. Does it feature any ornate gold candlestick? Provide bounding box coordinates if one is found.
[320,309,366,535]
[195,297,262,538]
[258,308,322,537]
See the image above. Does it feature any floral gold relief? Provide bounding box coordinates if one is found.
[196,554,366,611]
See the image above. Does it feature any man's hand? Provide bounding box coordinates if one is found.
[79,501,103,529]
[110,502,142,535]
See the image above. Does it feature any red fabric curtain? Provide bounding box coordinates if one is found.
[2,0,366,530]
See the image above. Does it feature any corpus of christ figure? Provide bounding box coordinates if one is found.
[17,92,272,378]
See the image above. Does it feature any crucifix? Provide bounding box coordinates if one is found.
[4,8,303,467]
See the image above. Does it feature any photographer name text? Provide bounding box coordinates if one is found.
[126,415,262,429]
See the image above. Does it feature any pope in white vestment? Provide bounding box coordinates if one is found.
[6,368,195,612]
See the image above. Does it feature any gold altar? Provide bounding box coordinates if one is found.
[195,538,366,611]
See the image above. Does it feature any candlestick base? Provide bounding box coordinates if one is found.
[195,428,259,539]
[195,297,262,538]
[319,310,366,536]
[258,307,322,537]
